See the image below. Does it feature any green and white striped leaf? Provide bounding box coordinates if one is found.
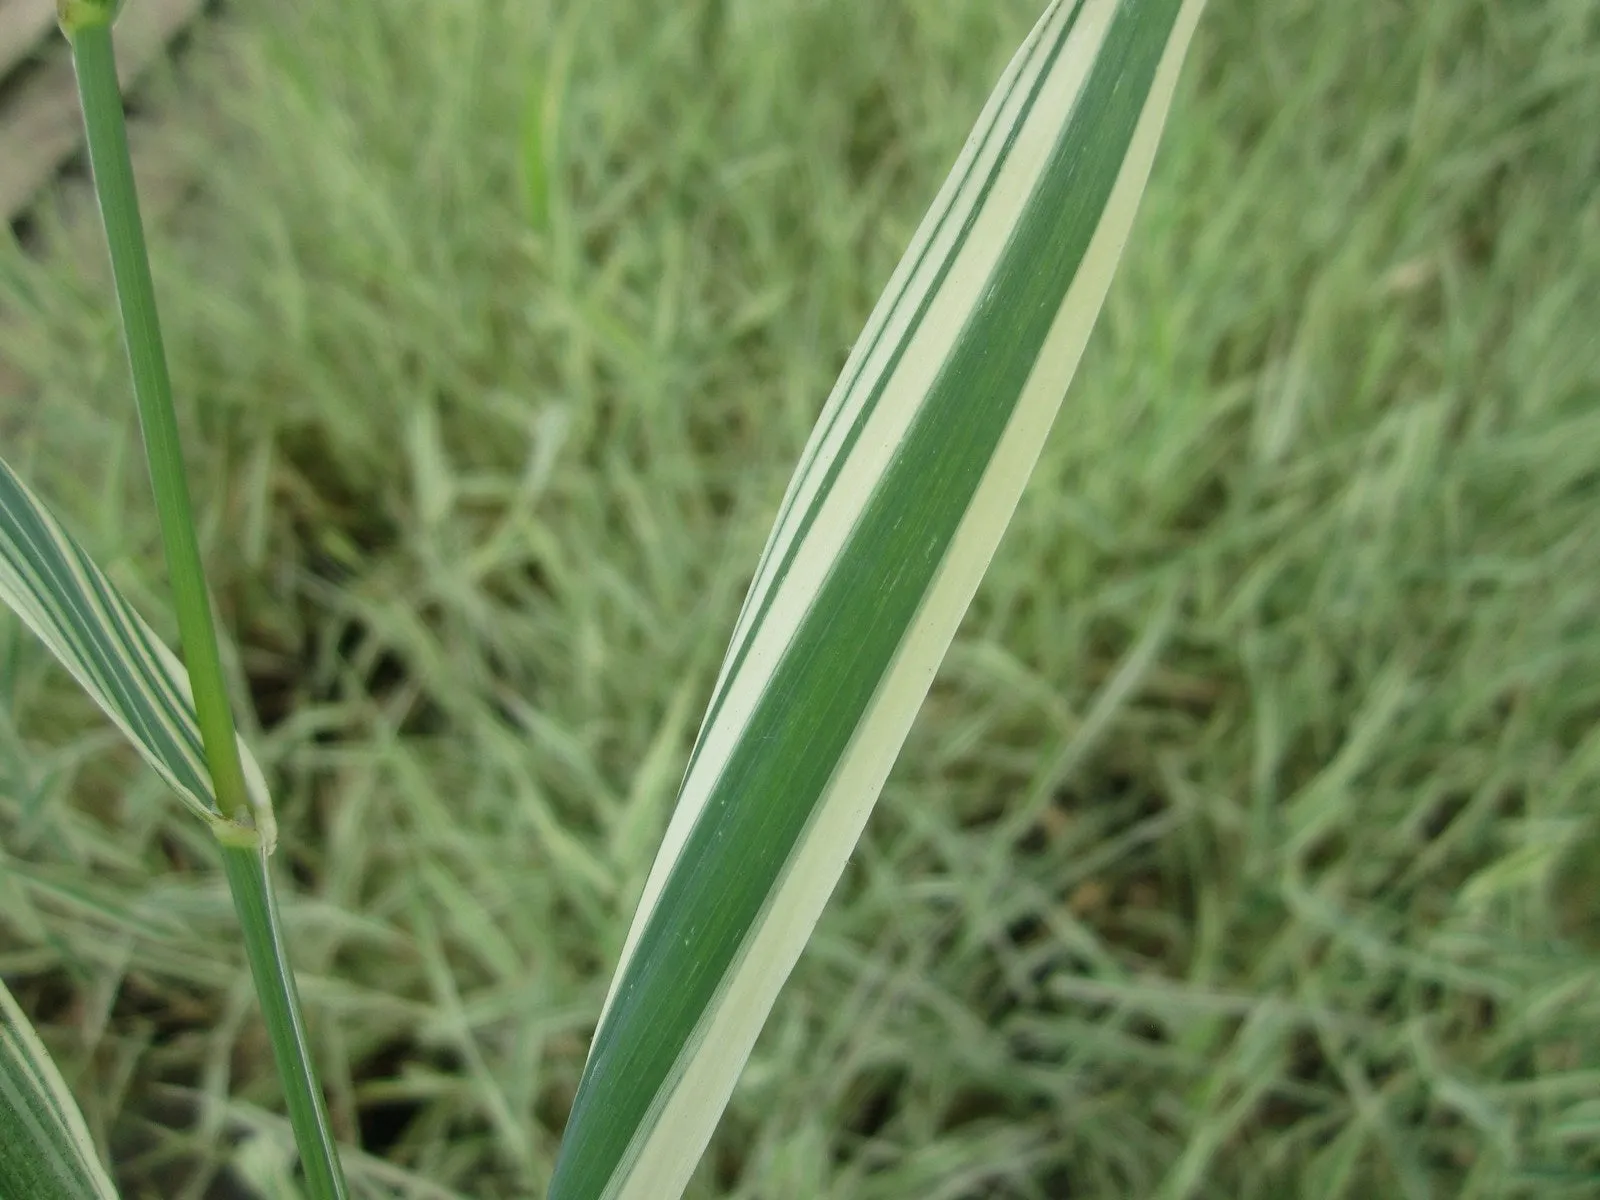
[0,974,121,1200]
[0,455,275,850]
[550,1,1206,1196]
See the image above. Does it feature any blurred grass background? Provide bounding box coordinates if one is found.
[1,0,1598,1196]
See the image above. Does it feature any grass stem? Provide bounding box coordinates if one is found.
[67,20,252,827]
[67,18,350,1198]
[220,845,350,1200]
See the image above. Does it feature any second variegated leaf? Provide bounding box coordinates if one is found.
[0,455,276,849]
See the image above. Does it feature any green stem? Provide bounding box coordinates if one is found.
[221,846,349,1200]
[68,21,351,1199]
[67,20,251,827]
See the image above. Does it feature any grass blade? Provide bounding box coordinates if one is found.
[0,975,120,1200]
[549,2,1207,1196]
[0,453,275,849]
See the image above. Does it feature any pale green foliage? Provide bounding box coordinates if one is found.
[0,0,1596,1196]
